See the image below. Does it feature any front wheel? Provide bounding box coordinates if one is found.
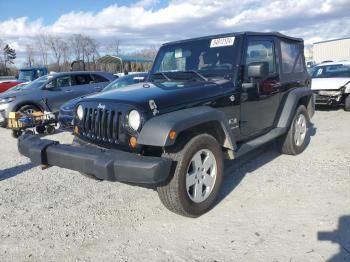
[157,134,223,217]
[279,105,310,155]
[18,105,40,115]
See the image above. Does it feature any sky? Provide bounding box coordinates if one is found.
[0,0,349,65]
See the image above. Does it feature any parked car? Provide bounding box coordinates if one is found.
[19,32,314,217]
[58,73,148,128]
[311,61,350,110]
[0,67,48,93]
[0,71,116,127]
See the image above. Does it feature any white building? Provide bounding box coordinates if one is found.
[313,37,350,64]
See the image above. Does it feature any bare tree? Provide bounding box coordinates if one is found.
[0,39,5,75]
[69,34,84,61]
[107,39,121,55]
[47,35,68,71]
[69,34,99,70]
[131,45,159,59]
[25,44,36,67]
[61,40,71,71]
[36,34,49,66]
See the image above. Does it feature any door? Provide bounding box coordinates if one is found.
[71,74,97,96]
[240,36,281,137]
[44,75,77,112]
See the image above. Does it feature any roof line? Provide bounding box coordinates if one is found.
[163,31,303,46]
[313,36,350,44]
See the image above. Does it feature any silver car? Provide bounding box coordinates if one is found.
[0,71,116,126]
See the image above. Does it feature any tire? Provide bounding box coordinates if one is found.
[24,130,34,135]
[36,125,46,134]
[344,95,350,111]
[18,105,40,115]
[157,134,224,217]
[12,130,22,138]
[279,105,310,155]
[46,125,55,135]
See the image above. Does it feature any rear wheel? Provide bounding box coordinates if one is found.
[344,95,350,111]
[157,134,223,217]
[279,105,310,155]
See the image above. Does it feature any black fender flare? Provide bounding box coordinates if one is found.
[138,106,236,150]
[277,87,314,128]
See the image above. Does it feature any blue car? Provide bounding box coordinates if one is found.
[58,73,148,128]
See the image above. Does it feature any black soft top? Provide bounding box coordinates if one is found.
[163,31,303,46]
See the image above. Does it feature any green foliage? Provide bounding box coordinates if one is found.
[3,44,16,64]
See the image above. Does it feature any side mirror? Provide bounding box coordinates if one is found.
[45,82,54,89]
[247,62,269,80]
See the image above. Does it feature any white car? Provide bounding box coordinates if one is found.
[311,61,350,111]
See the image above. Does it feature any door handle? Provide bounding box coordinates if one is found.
[65,90,73,93]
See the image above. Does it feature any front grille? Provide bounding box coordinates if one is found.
[80,107,122,144]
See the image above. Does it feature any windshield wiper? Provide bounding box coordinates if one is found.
[185,70,209,82]
[152,72,172,81]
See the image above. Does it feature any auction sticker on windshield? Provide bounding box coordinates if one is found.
[210,37,235,48]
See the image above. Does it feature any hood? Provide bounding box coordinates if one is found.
[0,88,38,98]
[311,78,350,90]
[82,80,228,112]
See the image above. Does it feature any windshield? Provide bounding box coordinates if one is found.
[14,75,52,90]
[312,64,350,78]
[103,74,146,92]
[18,70,34,82]
[151,36,237,80]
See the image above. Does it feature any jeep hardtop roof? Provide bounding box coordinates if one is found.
[163,31,303,46]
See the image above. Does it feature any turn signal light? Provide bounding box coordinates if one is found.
[74,126,79,134]
[169,130,177,140]
[129,136,138,148]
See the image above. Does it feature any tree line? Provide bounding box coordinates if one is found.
[0,34,158,76]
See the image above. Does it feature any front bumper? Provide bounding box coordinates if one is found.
[313,90,344,105]
[18,135,172,185]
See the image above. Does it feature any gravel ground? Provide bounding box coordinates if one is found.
[0,108,349,262]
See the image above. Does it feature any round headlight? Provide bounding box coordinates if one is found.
[128,110,141,131]
[76,105,84,120]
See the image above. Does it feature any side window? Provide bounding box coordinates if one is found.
[246,40,275,73]
[73,74,93,85]
[281,41,304,74]
[55,76,72,88]
[92,74,109,83]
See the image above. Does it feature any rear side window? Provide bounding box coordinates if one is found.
[281,41,304,74]
[245,40,275,73]
[92,74,109,83]
[73,74,93,85]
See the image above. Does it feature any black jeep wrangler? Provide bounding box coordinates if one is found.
[18,32,314,217]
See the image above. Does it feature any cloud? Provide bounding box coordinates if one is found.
[0,0,349,65]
